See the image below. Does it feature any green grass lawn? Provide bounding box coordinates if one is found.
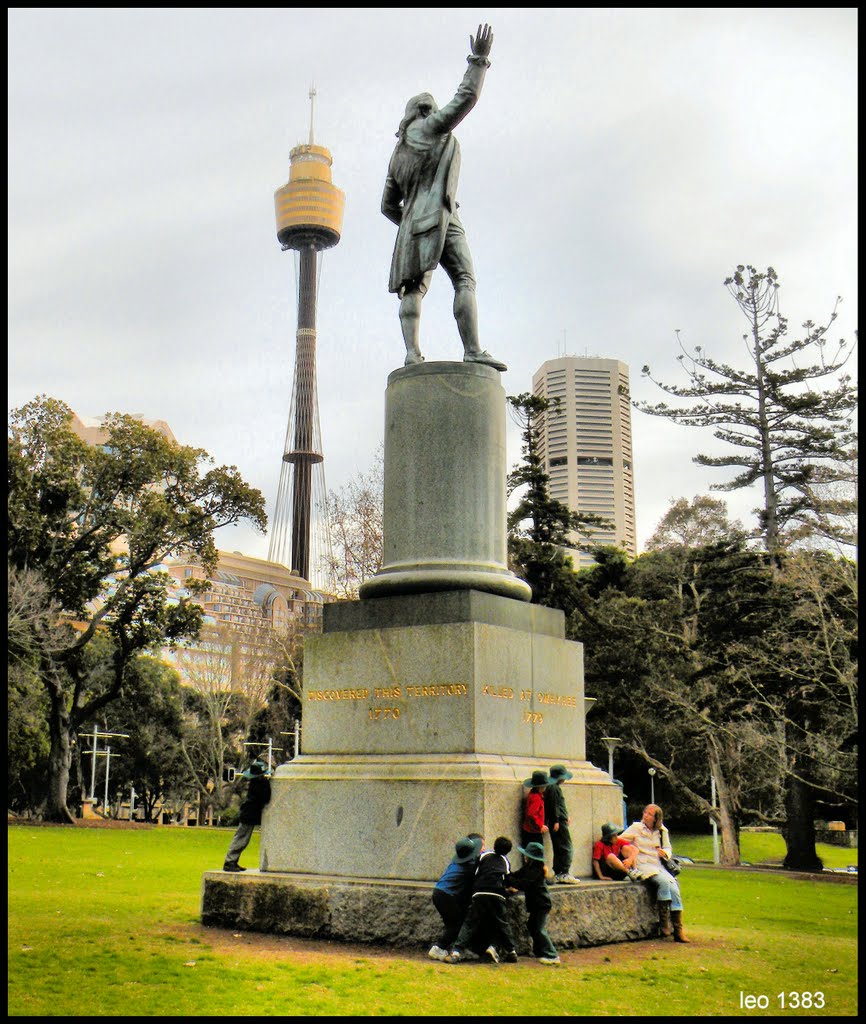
[8,825,858,1017]
[673,831,858,870]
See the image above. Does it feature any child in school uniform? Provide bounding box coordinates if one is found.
[521,769,550,853]
[428,834,484,961]
[592,821,639,880]
[507,840,561,965]
[545,763,578,884]
[446,836,519,964]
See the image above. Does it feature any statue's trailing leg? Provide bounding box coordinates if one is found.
[455,286,507,372]
[399,290,425,365]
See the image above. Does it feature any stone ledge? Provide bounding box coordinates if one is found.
[323,589,564,638]
[200,871,659,950]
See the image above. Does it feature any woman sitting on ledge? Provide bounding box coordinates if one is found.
[620,804,690,943]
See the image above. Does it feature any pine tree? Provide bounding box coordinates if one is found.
[637,266,857,554]
[506,393,610,609]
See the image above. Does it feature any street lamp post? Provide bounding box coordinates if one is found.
[78,725,129,814]
[648,767,656,803]
[600,737,621,783]
[104,747,113,814]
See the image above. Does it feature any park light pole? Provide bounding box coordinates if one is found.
[648,767,656,804]
[600,737,620,783]
[78,725,129,810]
[103,747,113,812]
[279,730,296,761]
[244,738,283,771]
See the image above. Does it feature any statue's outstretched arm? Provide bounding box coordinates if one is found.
[425,24,494,137]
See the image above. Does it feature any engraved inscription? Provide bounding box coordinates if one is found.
[307,688,370,701]
[368,707,401,720]
[518,689,578,708]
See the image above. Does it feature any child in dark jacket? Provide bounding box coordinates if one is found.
[544,763,577,884]
[446,837,519,964]
[428,834,484,961]
[507,840,560,964]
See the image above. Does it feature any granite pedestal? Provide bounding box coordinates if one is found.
[201,360,631,948]
[359,362,531,601]
[201,871,660,949]
[259,590,621,881]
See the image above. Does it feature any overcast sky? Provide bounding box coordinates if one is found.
[8,8,858,574]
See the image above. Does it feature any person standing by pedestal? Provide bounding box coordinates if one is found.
[521,769,550,853]
[222,758,271,872]
[446,837,519,964]
[545,764,577,884]
[428,834,484,961]
[507,841,560,965]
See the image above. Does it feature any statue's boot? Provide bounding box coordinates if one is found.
[463,349,508,372]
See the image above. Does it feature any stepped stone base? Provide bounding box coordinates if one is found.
[200,871,659,950]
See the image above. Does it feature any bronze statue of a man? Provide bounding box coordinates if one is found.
[382,23,507,372]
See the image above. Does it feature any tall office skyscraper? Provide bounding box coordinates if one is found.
[532,356,637,568]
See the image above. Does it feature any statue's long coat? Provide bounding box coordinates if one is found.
[382,59,488,294]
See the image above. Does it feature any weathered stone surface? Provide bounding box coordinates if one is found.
[201,871,659,949]
[300,618,585,757]
[261,755,621,880]
[324,589,565,638]
[261,585,622,881]
[359,362,531,602]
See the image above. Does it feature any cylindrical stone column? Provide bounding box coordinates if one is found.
[359,361,532,601]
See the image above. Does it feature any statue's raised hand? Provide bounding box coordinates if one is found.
[470,23,493,58]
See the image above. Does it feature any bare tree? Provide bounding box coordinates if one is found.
[174,625,238,807]
[325,447,384,599]
[646,495,745,551]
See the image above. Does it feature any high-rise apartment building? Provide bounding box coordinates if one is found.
[532,356,637,568]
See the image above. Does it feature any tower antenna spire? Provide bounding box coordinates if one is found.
[308,84,317,145]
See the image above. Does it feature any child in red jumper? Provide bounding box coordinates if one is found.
[592,821,638,880]
[521,769,550,854]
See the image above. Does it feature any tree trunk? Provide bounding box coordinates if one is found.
[44,685,75,823]
[708,738,741,865]
[782,764,823,871]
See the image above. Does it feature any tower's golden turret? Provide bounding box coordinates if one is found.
[274,141,345,251]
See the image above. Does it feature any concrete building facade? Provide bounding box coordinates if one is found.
[532,356,637,568]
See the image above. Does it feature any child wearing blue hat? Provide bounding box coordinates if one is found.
[446,837,519,964]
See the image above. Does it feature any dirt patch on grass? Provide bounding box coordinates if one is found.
[186,921,692,968]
